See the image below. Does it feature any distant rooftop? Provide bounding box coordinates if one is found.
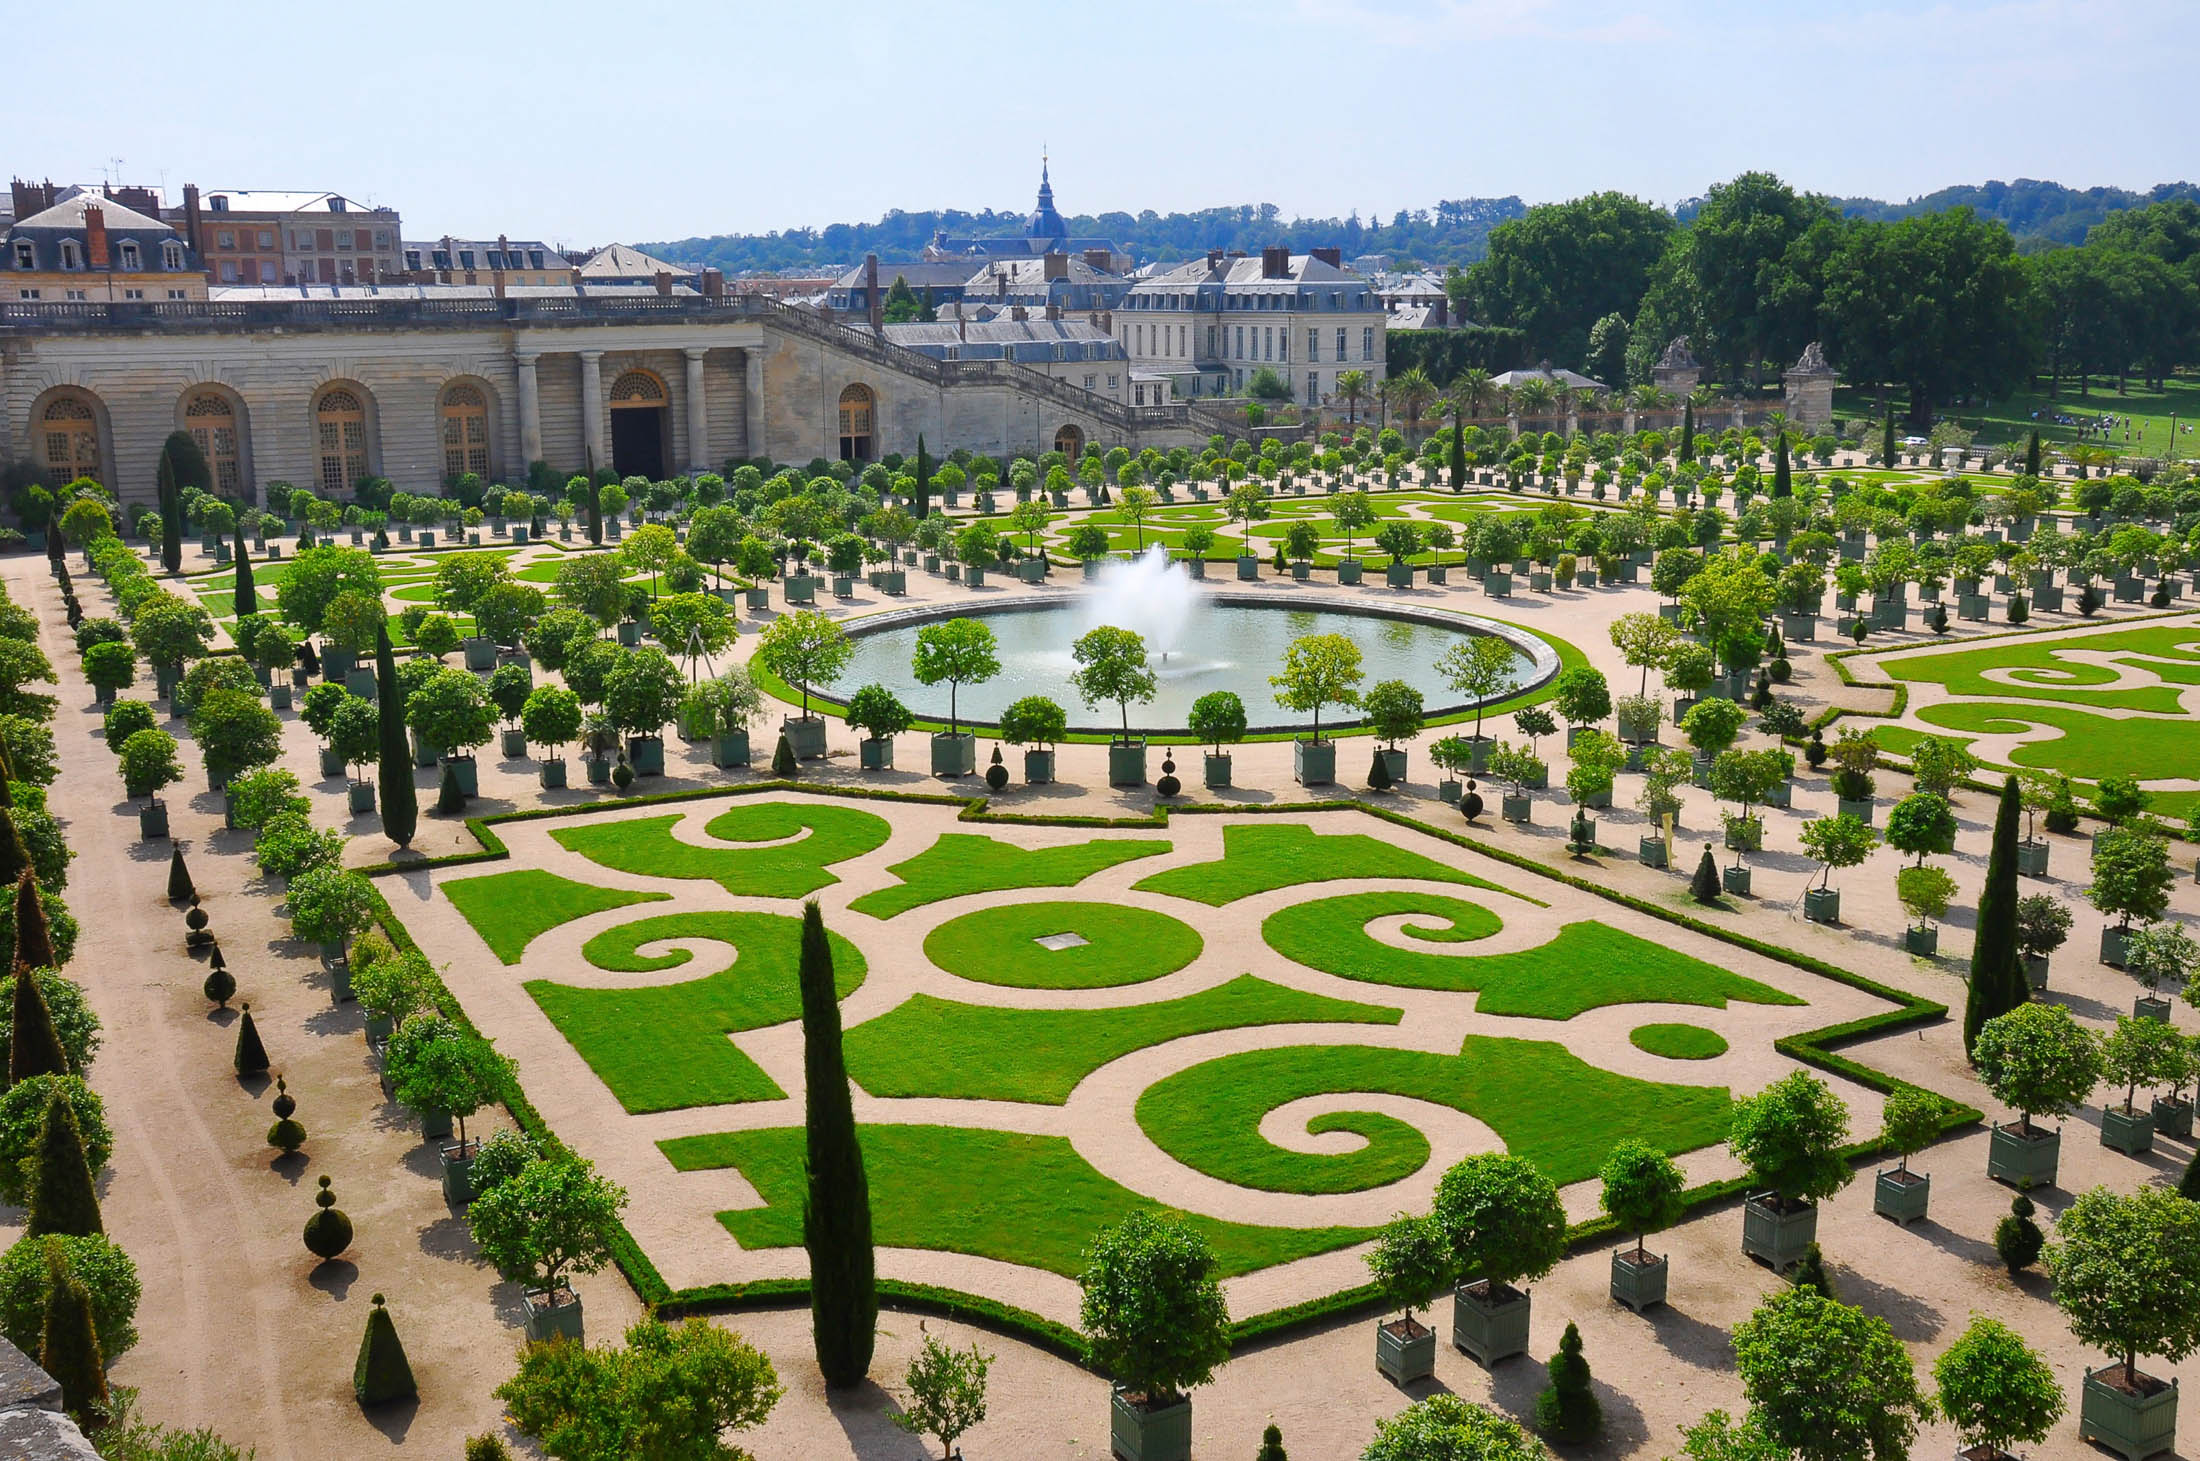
[201,189,392,215]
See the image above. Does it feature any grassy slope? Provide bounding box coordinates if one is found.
[1134,822,1513,906]
[1134,1035,1735,1195]
[848,832,1172,919]
[549,800,892,899]
[439,867,669,964]
[922,901,1204,989]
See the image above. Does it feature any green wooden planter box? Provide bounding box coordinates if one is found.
[500,727,527,759]
[348,781,376,814]
[1236,556,1260,581]
[585,756,611,785]
[2101,1104,2155,1156]
[1336,560,1363,585]
[782,717,827,759]
[1379,748,1407,784]
[344,667,378,700]
[2137,994,2174,1022]
[1109,740,1148,787]
[713,730,751,768]
[417,1106,452,1141]
[930,733,974,777]
[1450,1283,1531,1366]
[2018,839,2049,876]
[138,800,169,841]
[1987,1122,2059,1189]
[2080,1368,2179,1461]
[319,745,347,780]
[1109,1389,1192,1461]
[523,1285,584,1346]
[439,1141,477,1206]
[539,759,568,789]
[2025,953,2050,990]
[859,737,894,771]
[1609,1248,1667,1312]
[1483,570,1512,598]
[1905,924,1939,957]
[1722,863,1752,896]
[1203,753,1231,790]
[1501,793,1532,824]
[1740,1195,1817,1271]
[2152,1096,2194,1141]
[1836,796,1874,824]
[1375,1318,1437,1384]
[1023,749,1055,785]
[1291,562,1312,581]
[463,638,497,670]
[1385,563,1413,588]
[445,755,480,796]
[1294,739,1335,786]
[1873,1168,1929,1225]
[744,587,770,611]
[783,576,816,605]
[1638,836,1667,868]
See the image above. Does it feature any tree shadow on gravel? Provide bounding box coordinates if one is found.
[364,1395,418,1442]
[823,1377,933,1461]
[269,1152,310,1186]
[1826,1262,1945,1343]
[417,1213,475,1263]
[308,1258,359,1300]
[1639,1301,1732,1369]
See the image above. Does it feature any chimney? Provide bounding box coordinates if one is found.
[701,267,725,299]
[958,314,967,342]
[1261,246,1289,279]
[654,270,673,296]
[1043,251,1069,282]
[1100,309,1113,334]
[995,269,1007,299]
[83,205,109,269]
[1311,247,1341,268]
[1432,295,1448,329]
[1083,248,1112,272]
[1011,305,1029,322]
[181,184,203,253]
[497,233,511,262]
[1045,302,1061,322]
[864,253,882,331]
[493,271,507,300]
[1205,248,1224,269]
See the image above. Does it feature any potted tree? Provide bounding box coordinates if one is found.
[1933,1316,2066,1461]
[2047,1186,2200,1461]
[1872,1085,1943,1226]
[1366,1213,1448,1384]
[1636,747,1691,867]
[1552,666,1612,750]
[385,1012,462,1137]
[1429,735,1471,804]
[393,1027,514,1203]
[999,694,1067,785]
[83,639,135,707]
[405,666,493,798]
[1798,813,1878,923]
[1363,678,1423,785]
[521,684,582,789]
[468,1154,629,1345]
[330,694,381,814]
[1269,632,1362,787]
[1663,643,1715,724]
[1728,1071,1852,1271]
[1678,696,1746,789]
[1895,864,1958,958]
[753,608,850,761]
[1375,520,1421,589]
[1330,489,1375,582]
[1709,747,1784,896]
[1565,729,1625,847]
[1435,1152,1566,1366]
[1599,1139,1683,1313]
[300,681,355,779]
[1187,691,1246,790]
[1178,526,1215,580]
[1972,1001,2101,1189]
[1071,625,1158,787]
[1066,523,1111,580]
[488,662,533,760]
[2098,1015,2181,1156]
[1437,636,1520,775]
[1283,519,1322,580]
[845,684,913,772]
[955,521,1000,587]
[684,669,762,770]
[287,865,377,993]
[912,617,999,777]
[2122,918,2197,1021]
[1488,743,1542,826]
[2154,1031,2198,1142]
[1078,1211,1230,1461]
[603,648,683,777]
[580,714,620,786]
[119,726,183,839]
[2016,892,2072,989]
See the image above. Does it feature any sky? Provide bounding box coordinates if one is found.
[9,0,2196,250]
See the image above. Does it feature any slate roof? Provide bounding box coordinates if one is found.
[577,242,694,279]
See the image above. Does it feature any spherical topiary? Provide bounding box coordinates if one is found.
[184,897,212,950]
[1156,754,1181,799]
[201,943,235,1007]
[1995,1193,2044,1274]
[304,1175,353,1260]
[610,758,634,791]
[984,745,1009,792]
[268,1077,306,1155]
[1462,782,1484,824]
[232,1002,268,1076]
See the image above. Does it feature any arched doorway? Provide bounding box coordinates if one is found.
[440,382,492,482]
[313,387,371,495]
[837,384,876,463]
[39,394,103,486]
[609,370,668,479]
[1053,424,1084,463]
[183,389,244,497]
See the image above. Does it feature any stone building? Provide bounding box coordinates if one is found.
[1,288,1209,509]
[574,243,696,288]
[1651,335,1701,398]
[1782,341,1837,429]
[181,187,404,286]
[3,191,205,304]
[1113,247,1386,405]
[923,159,1131,273]
[399,237,575,288]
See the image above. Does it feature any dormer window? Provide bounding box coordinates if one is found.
[163,241,184,270]
[59,240,82,270]
[458,250,476,270]
[10,241,31,270]
[529,251,545,270]
[117,240,141,270]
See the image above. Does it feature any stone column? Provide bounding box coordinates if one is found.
[579,350,605,473]
[515,352,543,467]
[684,347,709,473]
[744,349,767,463]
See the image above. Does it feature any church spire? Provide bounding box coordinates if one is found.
[1026,152,1065,240]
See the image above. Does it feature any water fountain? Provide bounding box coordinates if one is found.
[1077,547,1204,662]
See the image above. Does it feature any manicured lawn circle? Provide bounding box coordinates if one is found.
[922,901,1202,989]
[550,800,892,899]
[440,867,669,964]
[527,911,867,1113]
[848,832,1172,920]
[659,1124,1370,1279]
[1133,822,1513,906]
[1629,1023,1730,1060]
[1134,1036,1736,1195]
[843,975,1400,1105]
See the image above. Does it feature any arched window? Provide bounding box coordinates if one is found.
[314,388,368,495]
[1054,425,1084,462]
[40,395,101,485]
[837,384,875,462]
[440,383,491,480]
[608,370,664,405]
[184,390,242,495]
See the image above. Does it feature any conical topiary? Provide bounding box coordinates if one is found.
[1534,1320,1602,1442]
[202,943,235,1007]
[1256,1423,1287,1460]
[437,759,466,813]
[38,1252,107,1426]
[167,846,196,903]
[353,1293,417,1406]
[1995,1193,2045,1273]
[24,1086,101,1238]
[464,1436,514,1461]
[233,1001,269,1075]
[304,1175,353,1260]
[14,873,56,970]
[9,962,71,1083]
[1367,747,1392,791]
[1689,843,1721,903]
[1789,1242,1836,1298]
[268,1077,306,1155]
[772,733,799,779]
[0,810,31,890]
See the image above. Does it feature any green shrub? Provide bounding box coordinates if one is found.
[253,811,346,882]
[467,1129,540,1198]
[0,969,100,1076]
[101,699,157,755]
[353,1293,416,1406]
[0,1075,108,1206]
[0,1231,139,1361]
[1533,1321,1601,1443]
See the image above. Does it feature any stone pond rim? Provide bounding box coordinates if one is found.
[792,591,1564,737]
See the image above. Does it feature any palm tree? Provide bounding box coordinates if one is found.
[1512,377,1560,419]
[1391,367,1437,438]
[1334,369,1368,427]
[1453,367,1495,422]
[1629,383,1673,413]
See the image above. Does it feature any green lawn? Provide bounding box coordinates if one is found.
[1134,1035,1735,1195]
[659,1124,1371,1279]
[843,975,1399,1105]
[922,902,1203,989]
[1841,375,2200,451]
[1879,624,2200,714]
[1630,1024,1729,1060]
[526,911,867,1113]
[1134,822,1514,906]
[1915,700,2200,784]
[550,800,892,899]
[1262,897,1802,1019]
[440,868,669,964]
[848,832,1171,919]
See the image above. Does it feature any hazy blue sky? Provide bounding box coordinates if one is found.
[14,0,2195,249]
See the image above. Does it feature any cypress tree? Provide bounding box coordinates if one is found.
[39,1255,107,1425]
[913,434,931,522]
[233,528,256,618]
[1790,1242,1836,1298]
[375,626,417,849]
[1881,407,1896,468]
[167,846,195,903]
[13,873,56,972]
[353,1294,417,1406]
[1678,400,1694,462]
[156,444,183,575]
[10,961,71,1084]
[1773,433,1792,497]
[1689,843,1721,903]
[1449,411,1465,488]
[2024,428,2042,477]
[798,900,875,1387]
[1965,776,2028,1059]
[2181,1148,2200,1201]
[585,471,603,548]
[437,760,465,813]
[233,1001,269,1075]
[25,1087,101,1237]
[1367,747,1393,790]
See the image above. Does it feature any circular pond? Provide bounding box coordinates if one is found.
[831,592,1558,735]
